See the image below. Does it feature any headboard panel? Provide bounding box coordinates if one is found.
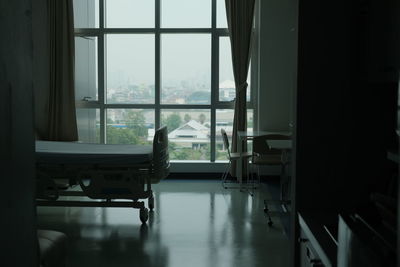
[152,126,170,182]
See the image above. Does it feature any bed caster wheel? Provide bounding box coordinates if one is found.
[268,221,273,227]
[140,208,149,224]
[148,196,154,211]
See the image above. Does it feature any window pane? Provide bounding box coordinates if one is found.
[106,109,154,145]
[77,109,100,143]
[73,0,99,28]
[216,109,233,160]
[75,36,98,101]
[106,34,155,104]
[217,0,228,28]
[216,109,253,160]
[105,0,155,28]
[161,0,211,28]
[161,34,211,104]
[219,37,234,102]
[219,37,251,102]
[161,110,210,160]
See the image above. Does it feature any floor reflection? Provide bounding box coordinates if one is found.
[37,180,289,267]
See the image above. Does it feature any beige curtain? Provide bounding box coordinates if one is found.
[47,0,78,141]
[225,0,256,176]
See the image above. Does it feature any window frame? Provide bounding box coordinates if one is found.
[74,0,254,162]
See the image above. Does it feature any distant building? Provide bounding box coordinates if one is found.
[219,80,235,101]
[148,119,252,150]
[169,120,209,149]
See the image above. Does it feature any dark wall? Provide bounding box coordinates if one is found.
[295,0,399,213]
[0,0,37,265]
[292,1,399,265]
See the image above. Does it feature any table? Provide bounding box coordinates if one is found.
[267,139,292,150]
[236,131,291,184]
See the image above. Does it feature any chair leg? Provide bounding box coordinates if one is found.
[223,159,256,191]
[280,163,285,201]
[249,162,255,189]
[245,161,260,196]
[244,160,252,195]
[240,160,247,192]
[221,161,231,189]
[222,160,243,189]
[251,163,261,189]
[249,164,256,196]
[281,161,291,205]
[261,165,275,226]
[252,163,259,192]
[264,199,273,227]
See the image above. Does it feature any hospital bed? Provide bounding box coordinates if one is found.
[35,126,169,223]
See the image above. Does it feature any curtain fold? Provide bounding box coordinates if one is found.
[225,0,256,177]
[47,0,78,141]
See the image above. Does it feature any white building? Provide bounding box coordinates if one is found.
[148,119,253,150]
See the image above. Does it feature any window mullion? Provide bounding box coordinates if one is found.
[99,0,104,28]
[211,0,216,29]
[155,0,161,129]
[159,105,212,109]
[210,0,217,162]
[98,0,105,143]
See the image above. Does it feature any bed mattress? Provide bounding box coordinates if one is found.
[36,141,153,165]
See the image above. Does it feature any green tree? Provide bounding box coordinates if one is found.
[105,111,149,145]
[165,113,182,132]
[184,113,191,123]
[172,149,191,160]
[198,113,206,124]
[170,145,211,160]
[106,126,139,144]
[168,142,177,152]
[125,110,148,138]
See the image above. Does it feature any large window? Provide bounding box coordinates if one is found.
[74,0,253,162]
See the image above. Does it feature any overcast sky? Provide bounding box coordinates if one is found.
[74,0,234,88]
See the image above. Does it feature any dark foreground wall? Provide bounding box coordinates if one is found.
[292,0,400,266]
[0,0,37,265]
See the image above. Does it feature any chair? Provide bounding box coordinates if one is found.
[251,134,291,226]
[220,129,253,189]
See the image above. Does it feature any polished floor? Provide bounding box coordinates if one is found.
[37,180,290,267]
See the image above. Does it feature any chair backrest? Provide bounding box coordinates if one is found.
[152,126,170,182]
[253,134,291,155]
[221,129,231,158]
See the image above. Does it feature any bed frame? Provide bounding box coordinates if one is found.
[36,126,169,223]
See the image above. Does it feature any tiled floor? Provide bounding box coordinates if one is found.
[37,179,290,267]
